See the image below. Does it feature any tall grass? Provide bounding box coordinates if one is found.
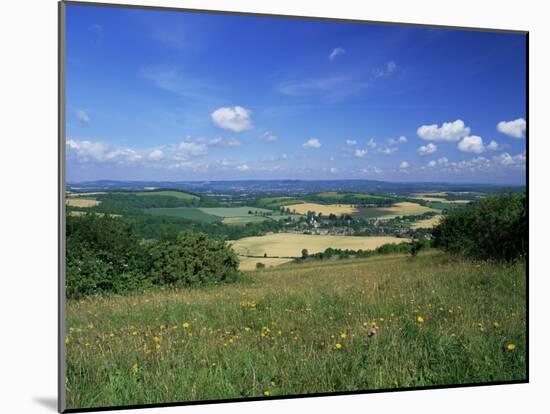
[65,251,526,409]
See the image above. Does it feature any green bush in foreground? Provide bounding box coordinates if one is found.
[433,192,526,261]
[66,214,241,298]
[149,232,241,287]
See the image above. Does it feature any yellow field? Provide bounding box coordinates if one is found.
[231,233,409,258]
[410,214,443,229]
[66,198,101,208]
[237,256,294,271]
[284,203,358,216]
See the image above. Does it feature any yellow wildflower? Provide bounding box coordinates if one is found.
[183,322,190,329]
[335,343,343,350]
[507,343,517,351]
[417,316,425,324]
[263,390,271,396]
[340,332,348,339]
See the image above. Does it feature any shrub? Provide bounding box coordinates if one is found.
[66,214,152,298]
[432,192,526,261]
[149,232,241,287]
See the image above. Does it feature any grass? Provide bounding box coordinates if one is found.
[237,256,295,270]
[200,206,274,217]
[135,191,199,200]
[65,252,526,409]
[144,206,293,225]
[230,234,409,258]
[145,207,220,223]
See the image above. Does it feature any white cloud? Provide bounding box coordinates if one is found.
[366,138,377,149]
[375,61,397,78]
[329,47,345,61]
[329,167,337,173]
[493,152,526,167]
[148,149,164,161]
[66,139,142,164]
[361,166,382,175]
[345,139,357,146]
[417,119,471,142]
[457,135,486,154]
[399,161,409,169]
[76,110,90,124]
[303,138,321,149]
[387,136,407,146]
[497,118,526,139]
[437,157,449,165]
[262,131,278,141]
[354,149,367,158]
[426,160,437,168]
[211,106,253,132]
[486,140,499,151]
[173,141,208,161]
[236,164,250,171]
[379,147,398,155]
[417,143,437,156]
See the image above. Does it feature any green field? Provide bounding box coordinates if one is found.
[65,252,526,409]
[144,206,292,225]
[145,207,220,223]
[135,190,199,200]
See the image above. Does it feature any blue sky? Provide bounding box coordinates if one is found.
[65,4,527,184]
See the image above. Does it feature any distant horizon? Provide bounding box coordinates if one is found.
[65,4,527,185]
[66,177,526,188]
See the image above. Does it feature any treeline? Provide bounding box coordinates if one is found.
[66,214,241,298]
[433,192,526,261]
[90,192,219,212]
[296,240,429,263]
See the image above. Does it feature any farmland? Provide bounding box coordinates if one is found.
[136,190,199,200]
[410,214,443,229]
[145,207,221,223]
[283,201,438,220]
[284,203,358,216]
[65,252,526,409]
[231,234,408,258]
[66,198,101,208]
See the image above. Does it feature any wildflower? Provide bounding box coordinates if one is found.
[507,343,517,351]
[335,343,343,350]
[417,316,425,324]
[156,344,161,350]
[132,363,139,374]
[263,390,271,396]
[183,322,190,329]
[153,336,160,342]
[65,337,70,345]
[87,323,94,329]
[244,327,251,332]
[340,332,348,339]
[493,322,501,328]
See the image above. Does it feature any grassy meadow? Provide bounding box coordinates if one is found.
[65,251,526,409]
